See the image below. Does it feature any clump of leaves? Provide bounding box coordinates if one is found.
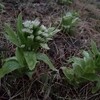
[62,41,100,93]
[0,14,59,79]
[61,11,79,35]
[57,0,73,4]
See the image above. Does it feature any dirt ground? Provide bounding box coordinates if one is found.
[0,0,100,100]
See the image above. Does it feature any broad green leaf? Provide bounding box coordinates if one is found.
[73,65,84,77]
[25,71,35,79]
[16,14,26,44]
[0,59,21,78]
[24,52,37,70]
[95,55,100,70]
[83,51,90,61]
[84,59,95,73]
[82,51,95,73]
[71,57,85,68]
[17,13,23,33]
[5,56,17,61]
[92,80,100,93]
[15,47,26,66]
[62,67,74,81]
[91,40,99,55]
[84,65,95,73]
[4,23,20,46]
[82,73,99,82]
[36,53,57,71]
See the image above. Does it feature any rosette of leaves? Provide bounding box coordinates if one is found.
[61,11,79,35]
[0,14,59,79]
[62,41,100,93]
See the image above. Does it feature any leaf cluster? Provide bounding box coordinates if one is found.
[62,41,100,93]
[61,11,79,34]
[0,14,59,79]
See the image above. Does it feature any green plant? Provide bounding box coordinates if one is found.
[57,0,73,4]
[0,14,59,79]
[0,3,4,12]
[61,11,79,35]
[62,41,100,93]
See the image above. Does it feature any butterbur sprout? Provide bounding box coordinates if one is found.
[1,14,58,80]
[22,19,59,50]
